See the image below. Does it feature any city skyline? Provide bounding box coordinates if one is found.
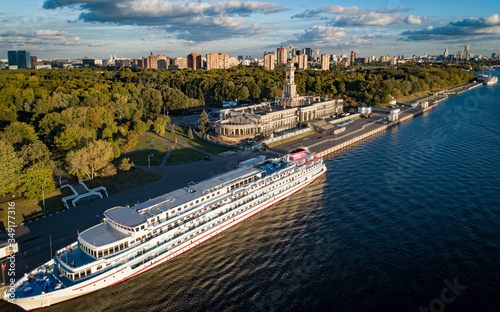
[1,0,499,59]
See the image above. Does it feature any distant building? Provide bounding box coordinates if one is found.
[444,47,449,58]
[464,45,470,60]
[171,57,187,69]
[350,51,357,64]
[264,53,274,70]
[82,57,95,67]
[187,53,202,70]
[30,56,37,69]
[206,53,229,70]
[320,54,330,71]
[214,63,343,139]
[298,54,307,70]
[277,46,287,64]
[8,50,31,69]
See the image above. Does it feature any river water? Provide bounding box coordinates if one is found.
[5,71,500,312]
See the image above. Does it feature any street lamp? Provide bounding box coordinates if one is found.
[42,181,46,216]
[148,154,153,169]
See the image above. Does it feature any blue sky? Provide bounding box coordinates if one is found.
[1,0,499,59]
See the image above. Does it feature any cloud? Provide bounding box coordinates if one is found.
[292,5,412,19]
[42,0,288,42]
[400,14,500,41]
[332,12,405,26]
[0,29,107,48]
[284,26,348,48]
[405,15,428,25]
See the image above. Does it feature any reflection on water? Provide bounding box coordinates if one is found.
[3,72,499,312]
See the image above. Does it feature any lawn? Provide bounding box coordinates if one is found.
[121,132,171,166]
[0,189,65,229]
[165,145,207,165]
[162,126,234,155]
[187,136,235,154]
[85,167,163,195]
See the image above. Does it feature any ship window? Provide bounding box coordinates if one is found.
[87,269,91,276]
[184,205,187,209]
[201,198,204,202]
[141,225,145,230]
[98,251,103,257]
[217,191,220,195]
[80,270,86,278]
[190,203,193,206]
[136,238,140,242]
[97,265,102,270]
[104,250,108,256]
[196,200,199,204]
[125,242,129,248]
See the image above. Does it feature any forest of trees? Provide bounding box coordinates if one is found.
[0,63,475,200]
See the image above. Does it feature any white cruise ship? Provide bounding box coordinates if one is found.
[3,148,326,310]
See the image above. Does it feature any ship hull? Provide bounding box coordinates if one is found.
[8,164,327,311]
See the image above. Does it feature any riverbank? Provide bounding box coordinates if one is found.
[275,81,483,158]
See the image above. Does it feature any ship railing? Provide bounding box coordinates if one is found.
[124,167,323,267]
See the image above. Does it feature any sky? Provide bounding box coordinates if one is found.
[1,0,500,59]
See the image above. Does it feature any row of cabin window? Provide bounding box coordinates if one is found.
[230,176,259,191]
[166,190,222,219]
[87,241,129,259]
[61,266,92,280]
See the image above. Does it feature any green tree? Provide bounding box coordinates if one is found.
[66,140,114,180]
[153,117,167,135]
[112,141,121,159]
[55,127,81,155]
[118,157,134,171]
[187,127,194,139]
[20,162,55,201]
[4,122,38,145]
[20,141,51,167]
[0,140,23,195]
[102,127,113,141]
[133,120,147,134]
[199,110,209,135]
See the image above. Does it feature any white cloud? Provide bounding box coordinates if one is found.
[0,29,106,48]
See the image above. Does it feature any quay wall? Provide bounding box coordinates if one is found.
[315,81,481,158]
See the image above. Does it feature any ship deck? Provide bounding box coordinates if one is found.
[14,266,64,299]
[56,244,95,268]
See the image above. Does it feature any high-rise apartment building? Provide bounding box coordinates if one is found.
[321,54,330,71]
[187,53,202,70]
[350,51,357,64]
[206,53,229,70]
[298,54,307,70]
[464,45,470,60]
[171,57,187,69]
[277,46,288,64]
[8,50,31,69]
[264,53,274,70]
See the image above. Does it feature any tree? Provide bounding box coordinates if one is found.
[118,158,134,171]
[20,162,55,201]
[54,127,81,155]
[153,117,167,135]
[187,127,194,139]
[20,141,51,167]
[0,140,23,195]
[134,120,148,134]
[199,110,209,135]
[112,141,121,159]
[4,122,38,145]
[66,140,114,180]
[102,127,113,141]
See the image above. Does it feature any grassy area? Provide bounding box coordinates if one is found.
[120,149,166,166]
[121,132,171,166]
[266,131,316,148]
[0,189,65,229]
[165,145,207,165]
[85,167,163,195]
[187,136,234,154]
[161,126,187,142]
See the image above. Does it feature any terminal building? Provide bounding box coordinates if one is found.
[214,61,343,139]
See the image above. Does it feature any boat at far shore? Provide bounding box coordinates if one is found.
[478,73,498,85]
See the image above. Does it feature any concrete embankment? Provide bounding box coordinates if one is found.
[311,81,482,158]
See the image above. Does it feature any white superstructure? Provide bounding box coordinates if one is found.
[4,149,326,310]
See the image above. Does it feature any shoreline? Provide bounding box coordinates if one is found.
[301,81,483,158]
